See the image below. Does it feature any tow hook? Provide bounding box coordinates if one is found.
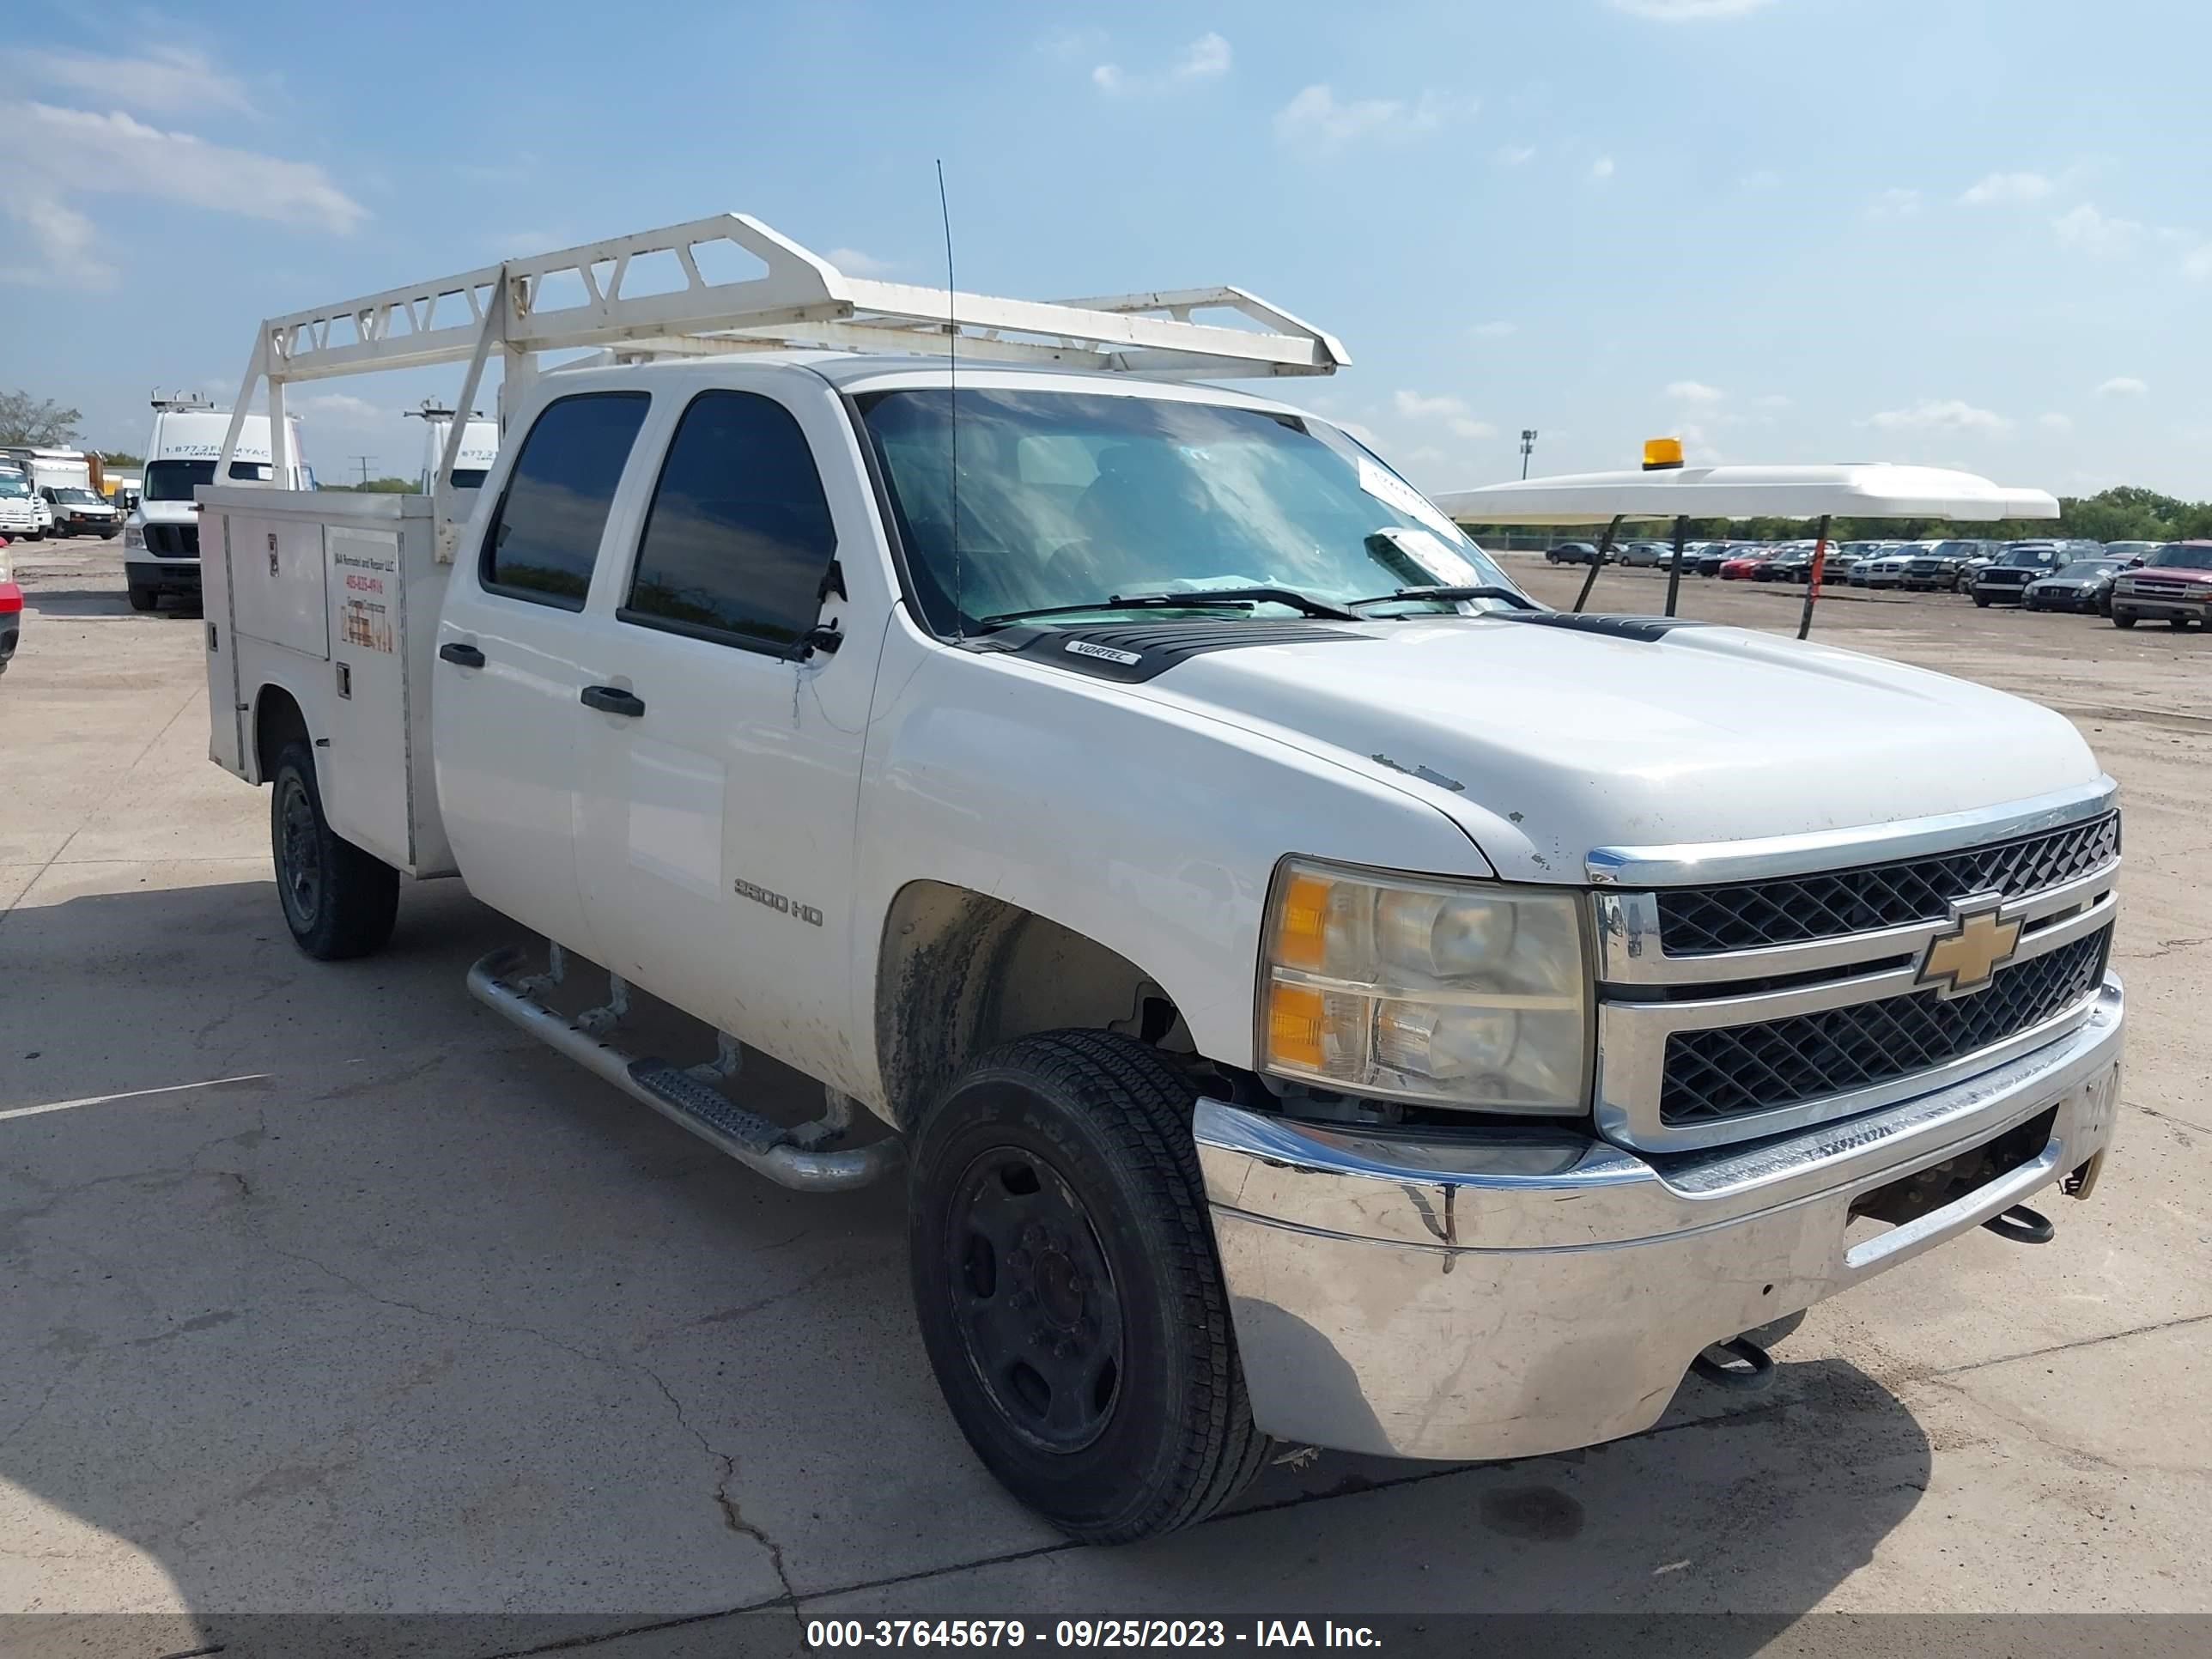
[1982,1203,2056,1244]
[1690,1335,1777,1393]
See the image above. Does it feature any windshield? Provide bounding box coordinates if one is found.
[0,478,27,497]
[2000,547,2060,568]
[856,387,1515,632]
[145,459,276,501]
[2143,544,2212,569]
[2054,562,2120,580]
[54,487,99,505]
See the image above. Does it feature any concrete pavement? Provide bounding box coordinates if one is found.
[1,540,2207,1655]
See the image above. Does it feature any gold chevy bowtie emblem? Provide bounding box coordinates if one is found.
[1917,898,2022,998]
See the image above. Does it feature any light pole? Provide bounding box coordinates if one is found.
[349,454,377,486]
[1520,428,1537,480]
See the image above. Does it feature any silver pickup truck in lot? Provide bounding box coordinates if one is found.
[196,216,2124,1542]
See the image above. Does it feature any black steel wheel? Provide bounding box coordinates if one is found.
[908,1030,1266,1543]
[268,739,399,960]
[945,1144,1125,1453]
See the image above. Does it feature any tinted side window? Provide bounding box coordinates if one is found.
[621,391,836,650]
[482,392,650,609]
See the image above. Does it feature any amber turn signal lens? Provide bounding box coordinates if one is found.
[1266,982,1328,1069]
[1273,872,1334,970]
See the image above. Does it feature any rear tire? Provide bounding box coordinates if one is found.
[270,739,398,960]
[126,585,157,613]
[908,1030,1265,1544]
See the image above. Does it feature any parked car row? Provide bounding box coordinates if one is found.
[1542,531,2207,633]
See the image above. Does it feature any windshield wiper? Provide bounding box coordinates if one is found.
[981,586,1362,627]
[1346,585,1538,612]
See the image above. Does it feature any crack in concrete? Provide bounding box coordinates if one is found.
[2113,933,2212,963]
[1919,1308,2212,1382]
[635,1360,801,1620]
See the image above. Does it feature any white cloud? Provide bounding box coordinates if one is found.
[2039,412,2074,432]
[1393,389,1493,441]
[2051,202,2143,255]
[0,102,366,287]
[1274,85,1476,149]
[1469,320,1516,338]
[0,44,252,117]
[1667,380,1724,404]
[1040,26,1109,61]
[1395,389,1471,422]
[1865,399,2013,433]
[1959,170,2053,206]
[2096,376,2148,398]
[1494,143,1537,167]
[1093,32,1231,96]
[2186,246,2212,280]
[1866,187,1923,219]
[1589,155,1616,182]
[1607,0,1780,17]
[0,195,109,288]
[827,246,896,277]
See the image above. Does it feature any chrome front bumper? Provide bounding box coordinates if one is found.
[1197,975,2124,1462]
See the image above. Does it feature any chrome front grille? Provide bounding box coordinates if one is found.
[1659,927,2111,1126]
[1656,811,2119,955]
[1590,785,2121,1151]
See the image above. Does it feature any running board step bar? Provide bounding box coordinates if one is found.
[467,946,902,1192]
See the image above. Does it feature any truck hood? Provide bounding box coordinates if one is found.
[1130,617,2101,883]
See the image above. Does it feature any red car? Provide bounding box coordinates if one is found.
[1719,550,1774,580]
[0,547,20,675]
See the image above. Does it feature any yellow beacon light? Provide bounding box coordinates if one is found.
[1642,436,1684,471]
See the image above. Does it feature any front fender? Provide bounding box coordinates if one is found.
[850,627,1492,1085]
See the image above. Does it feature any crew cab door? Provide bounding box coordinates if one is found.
[433,391,653,959]
[568,380,875,1092]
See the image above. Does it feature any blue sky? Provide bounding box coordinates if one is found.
[2,0,2203,499]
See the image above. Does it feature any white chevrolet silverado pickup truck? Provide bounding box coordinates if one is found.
[198,217,2124,1543]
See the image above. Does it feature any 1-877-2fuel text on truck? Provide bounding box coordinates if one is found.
[198,218,2124,1543]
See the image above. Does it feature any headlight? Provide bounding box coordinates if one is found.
[125,523,145,550]
[1258,859,1590,1114]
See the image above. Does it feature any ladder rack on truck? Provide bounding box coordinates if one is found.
[215,211,1348,556]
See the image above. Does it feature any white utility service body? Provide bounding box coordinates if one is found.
[198,215,2124,1542]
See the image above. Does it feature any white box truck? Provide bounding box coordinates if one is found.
[198,215,2123,1543]
[4,447,118,539]
[125,392,312,612]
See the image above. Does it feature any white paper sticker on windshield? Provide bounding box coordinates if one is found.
[1358,457,1462,539]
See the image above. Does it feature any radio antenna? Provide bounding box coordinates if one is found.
[937,158,963,641]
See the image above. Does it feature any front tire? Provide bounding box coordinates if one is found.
[908,1030,1265,1544]
[2113,611,2138,629]
[270,739,398,959]
[1973,593,1990,607]
[126,585,157,613]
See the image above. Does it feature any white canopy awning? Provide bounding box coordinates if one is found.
[1435,463,2060,525]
